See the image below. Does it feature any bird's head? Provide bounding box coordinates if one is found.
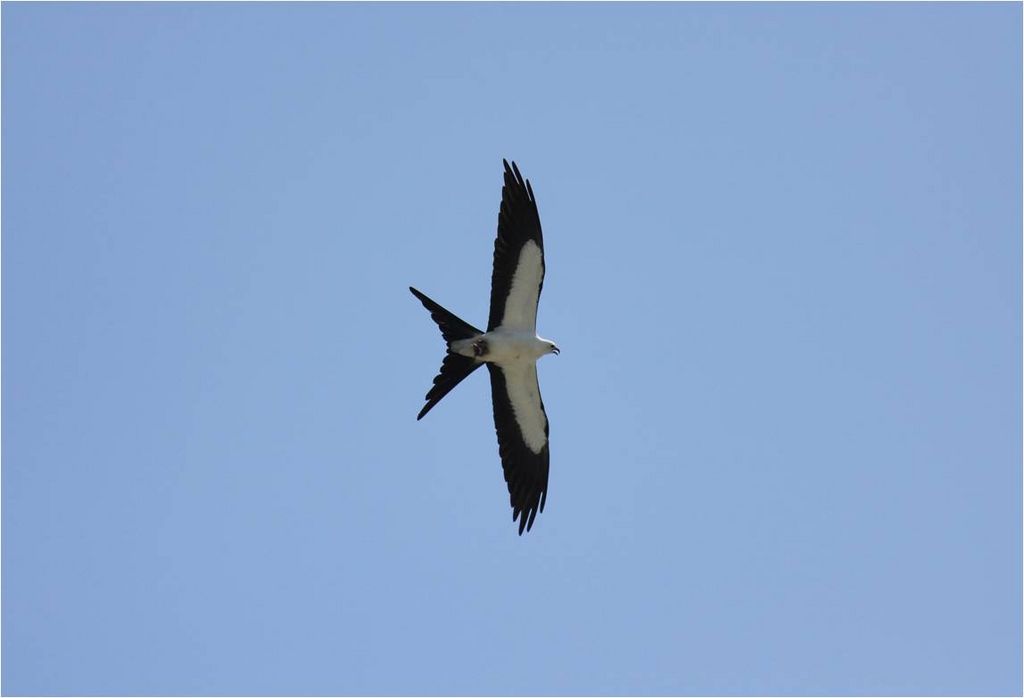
[535,335,559,358]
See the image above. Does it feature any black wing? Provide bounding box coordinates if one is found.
[487,363,550,534]
[487,160,545,332]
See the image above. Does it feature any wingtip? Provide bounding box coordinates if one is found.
[503,159,522,181]
[513,507,535,535]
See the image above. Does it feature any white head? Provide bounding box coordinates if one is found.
[540,337,560,356]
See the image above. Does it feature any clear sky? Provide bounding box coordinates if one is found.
[2,3,1020,696]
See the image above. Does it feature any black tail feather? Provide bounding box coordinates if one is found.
[409,287,482,343]
[417,353,481,420]
[410,287,484,419]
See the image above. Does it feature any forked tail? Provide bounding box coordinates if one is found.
[409,287,484,420]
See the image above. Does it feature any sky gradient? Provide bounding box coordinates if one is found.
[3,3,1021,695]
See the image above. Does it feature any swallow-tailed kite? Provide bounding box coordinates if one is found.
[410,160,558,535]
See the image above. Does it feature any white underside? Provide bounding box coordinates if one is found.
[448,240,552,454]
[500,240,544,331]
[497,360,547,453]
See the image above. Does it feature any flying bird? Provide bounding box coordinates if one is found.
[410,160,559,535]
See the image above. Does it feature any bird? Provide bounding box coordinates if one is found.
[410,160,559,535]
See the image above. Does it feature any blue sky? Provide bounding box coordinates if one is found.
[2,3,1020,696]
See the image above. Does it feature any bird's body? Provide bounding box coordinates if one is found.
[450,328,557,363]
[410,160,557,535]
